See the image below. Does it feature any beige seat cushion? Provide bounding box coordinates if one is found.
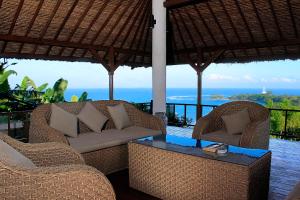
[200,130,241,146]
[50,104,78,137]
[0,140,36,169]
[221,109,251,135]
[68,126,162,153]
[77,102,108,133]
[107,104,132,130]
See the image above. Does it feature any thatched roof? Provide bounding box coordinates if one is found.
[0,0,299,70]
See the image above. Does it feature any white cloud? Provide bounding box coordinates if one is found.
[243,75,256,82]
[206,74,237,81]
[258,77,297,83]
[269,77,297,83]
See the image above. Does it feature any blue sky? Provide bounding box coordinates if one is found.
[7,58,300,89]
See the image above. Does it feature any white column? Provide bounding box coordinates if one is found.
[197,71,203,119]
[152,0,166,115]
[108,71,114,100]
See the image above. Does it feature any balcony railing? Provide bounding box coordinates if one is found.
[134,102,300,140]
[1,102,299,141]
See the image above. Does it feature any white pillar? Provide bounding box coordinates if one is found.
[197,71,203,119]
[152,0,166,115]
[108,71,114,100]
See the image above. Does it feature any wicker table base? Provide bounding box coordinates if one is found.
[128,142,271,200]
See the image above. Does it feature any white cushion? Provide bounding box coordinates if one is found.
[200,130,241,146]
[68,126,162,153]
[0,140,36,169]
[50,104,78,137]
[221,109,251,135]
[77,102,108,133]
[107,104,132,130]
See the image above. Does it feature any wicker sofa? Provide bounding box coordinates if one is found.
[192,101,270,149]
[0,134,115,199]
[29,100,166,174]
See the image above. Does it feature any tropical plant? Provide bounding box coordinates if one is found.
[0,60,17,95]
[42,78,68,103]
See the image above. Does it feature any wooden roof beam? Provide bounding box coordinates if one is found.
[175,38,300,54]
[46,0,80,55]
[57,0,96,56]
[31,0,63,54]
[0,34,150,56]
[164,0,208,9]
[1,0,24,53]
[18,0,44,54]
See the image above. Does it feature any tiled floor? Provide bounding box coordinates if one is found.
[108,126,300,200]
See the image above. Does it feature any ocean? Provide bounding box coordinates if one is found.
[65,88,300,124]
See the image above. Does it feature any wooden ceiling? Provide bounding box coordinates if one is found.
[0,0,300,70]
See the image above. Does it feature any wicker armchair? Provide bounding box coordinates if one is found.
[29,100,166,174]
[0,134,116,200]
[192,101,270,149]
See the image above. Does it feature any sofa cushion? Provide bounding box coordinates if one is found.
[107,104,132,130]
[221,109,251,135]
[200,129,241,146]
[50,104,78,138]
[0,139,36,169]
[77,102,108,133]
[68,126,162,153]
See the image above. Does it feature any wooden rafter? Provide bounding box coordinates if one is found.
[80,1,124,57]
[175,38,300,54]
[268,0,288,54]
[110,0,143,47]
[18,0,44,54]
[31,0,63,54]
[164,0,208,9]
[69,0,109,57]
[89,49,110,71]
[206,2,236,58]
[218,0,248,57]
[102,0,143,60]
[171,11,188,49]
[249,0,274,55]
[46,0,79,55]
[0,34,150,56]
[184,10,207,47]
[141,10,151,64]
[58,0,96,56]
[234,0,260,56]
[117,0,150,63]
[132,6,151,63]
[286,0,298,38]
[176,10,197,50]
[193,4,218,45]
[1,0,24,53]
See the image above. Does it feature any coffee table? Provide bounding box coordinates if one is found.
[128,134,271,200]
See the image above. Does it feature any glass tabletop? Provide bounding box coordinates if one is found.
[132,134,271,166]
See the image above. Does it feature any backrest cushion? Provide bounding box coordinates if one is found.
[221,109,251,135]
[50,104,78,137]
[77,102,108,133]
[107,103,132,130]
[0,140,36,169]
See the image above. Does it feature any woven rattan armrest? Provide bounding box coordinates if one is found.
[125,103,166,134]
[192,116,210,139]
[0,134,84,167]
[0,164,116,200]
[240,118,270,149]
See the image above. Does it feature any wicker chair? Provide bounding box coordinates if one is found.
[0,134,116,200]
[29,100,166,174]
[192,101,270,149]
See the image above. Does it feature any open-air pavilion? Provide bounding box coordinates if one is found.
[0,0,300,199]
